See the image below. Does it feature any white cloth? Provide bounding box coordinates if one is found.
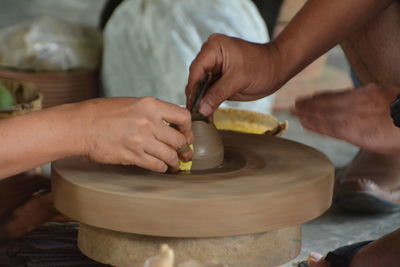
[102,0,275,114]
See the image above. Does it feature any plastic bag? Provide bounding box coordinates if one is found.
[0,16,102,71]
[102,0,275,114]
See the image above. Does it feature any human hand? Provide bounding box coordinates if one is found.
[78,97,193,172]
[185,34,283,116]
[293,83,400,155]
[0,172,54,240]
[1,193,57,240]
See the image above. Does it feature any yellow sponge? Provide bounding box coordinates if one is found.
[179,144,193,171]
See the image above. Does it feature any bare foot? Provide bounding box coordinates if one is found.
[308,229,400,267]
[292,83,400,212]
[335,149,400,213]
[293,83,400,155]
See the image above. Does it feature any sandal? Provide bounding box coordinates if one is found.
[297,240,372,267]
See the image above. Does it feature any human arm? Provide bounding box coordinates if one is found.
[186,0,395,116]
[0,97,193,179]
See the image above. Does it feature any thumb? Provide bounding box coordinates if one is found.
[199,75,235,116]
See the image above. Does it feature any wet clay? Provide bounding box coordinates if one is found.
[191,121,224,171]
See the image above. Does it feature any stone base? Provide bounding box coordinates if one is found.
[78,224,301,267]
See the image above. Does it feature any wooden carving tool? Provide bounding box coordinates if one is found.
[189,73,212,122]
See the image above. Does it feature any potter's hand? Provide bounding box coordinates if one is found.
[80,97,193,172]
[185,34,283,116]
[185,0,398,116]
[293,83,400,155]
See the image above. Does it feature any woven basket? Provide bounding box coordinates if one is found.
[0,67,98,108]
[0,78,42,119]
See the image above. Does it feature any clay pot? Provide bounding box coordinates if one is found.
[0,67,98,108]
[190,108,286,171]
[191,121,224,171]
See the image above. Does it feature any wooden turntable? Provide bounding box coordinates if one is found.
[52,129,333,266]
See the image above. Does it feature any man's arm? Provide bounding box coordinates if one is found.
[0,97,193,179]
[186,0,395,116]
[275,0,394,86]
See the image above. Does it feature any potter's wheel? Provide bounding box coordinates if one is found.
[52,130,333,266]
[53,131,333,238]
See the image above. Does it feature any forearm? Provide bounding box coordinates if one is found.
[0,103,84,179]
[274,0,395,86]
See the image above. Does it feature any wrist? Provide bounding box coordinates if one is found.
[272,33,320,87]
[54,102,89,158]
[262,41,293,91]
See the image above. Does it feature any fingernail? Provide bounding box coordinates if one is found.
[199,102,212,116]
[158,162,168,172]
[177,144,191,155]
[178,144,193,161]
[308,252,323,263]
[180,153,191,162]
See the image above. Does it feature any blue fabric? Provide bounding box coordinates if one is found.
[350,68,363,87]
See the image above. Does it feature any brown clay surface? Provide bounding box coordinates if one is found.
[52,131,334,238]
[78,224,301,267]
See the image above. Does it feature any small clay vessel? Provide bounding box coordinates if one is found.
[191,121,224,171]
